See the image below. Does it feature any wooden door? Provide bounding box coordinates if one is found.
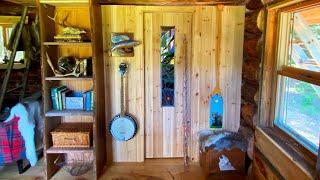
[144,12,192,158]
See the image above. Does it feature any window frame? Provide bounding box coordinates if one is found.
[260,0,320,168]
[0,16,27,69]
[274,7,320,154]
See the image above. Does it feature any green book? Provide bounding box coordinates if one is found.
[51,87,58,110]
[91,90,94,111]
[54,86,67,111]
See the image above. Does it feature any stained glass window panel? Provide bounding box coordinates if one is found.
[161,27,175,107]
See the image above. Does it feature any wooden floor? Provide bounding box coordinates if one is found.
[0,158,45,180]
[0,158,246,180]
[101,158,205,180]
[100,158,246,180]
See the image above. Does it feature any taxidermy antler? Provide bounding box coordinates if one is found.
[48,13,68,27]
[46,52,84,77]
[47,13,86,35]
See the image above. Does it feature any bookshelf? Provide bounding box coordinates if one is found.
[45,109,94,117]
[43,42,92,46]
[46,147,94,154]
[37,0,106,179]
[45,76,93,81]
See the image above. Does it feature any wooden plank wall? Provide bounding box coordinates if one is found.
[101,5,245,163]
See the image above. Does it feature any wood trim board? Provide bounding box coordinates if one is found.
[255,127,315,179]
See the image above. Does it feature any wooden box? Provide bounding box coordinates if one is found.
[200,148,245,175]
[51,123,92,148]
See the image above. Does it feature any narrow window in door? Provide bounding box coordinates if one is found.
[160,27,175,107]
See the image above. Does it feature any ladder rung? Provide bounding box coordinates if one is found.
[6,84,23,93]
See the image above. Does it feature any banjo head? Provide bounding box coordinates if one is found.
[109,114,137,141]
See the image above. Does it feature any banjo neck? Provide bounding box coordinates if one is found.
[120,74,125,116]
[119,63,127,117]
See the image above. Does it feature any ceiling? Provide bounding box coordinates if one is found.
[0,1,36,16]
[3,0,36,6]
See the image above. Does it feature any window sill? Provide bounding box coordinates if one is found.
[255,126,316,179]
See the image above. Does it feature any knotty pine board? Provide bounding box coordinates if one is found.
[101,5,245,163]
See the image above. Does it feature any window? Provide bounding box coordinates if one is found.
[0,24,25,64]
[160,27,175,107]
[275,6,320,154]
[0,26,4,61]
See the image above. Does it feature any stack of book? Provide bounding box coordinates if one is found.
[83,89,94,112]
[51,86,94,111]
[77,57,93,77]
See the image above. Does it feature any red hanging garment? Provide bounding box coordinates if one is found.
[0,116,26,165]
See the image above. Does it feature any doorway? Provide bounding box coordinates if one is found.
[144,12,192,158]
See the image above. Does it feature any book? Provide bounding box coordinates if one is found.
[86,58,93,77]
[51,88,58,110]
[90,90,94,111]
[51,86,66,110]
[61,89,73,110]
[57,86,68,110]
[85,90,91,111]
[83,59,87,76]
[79,59,85,76]
[65,91,83,110]
[77,57,92,77]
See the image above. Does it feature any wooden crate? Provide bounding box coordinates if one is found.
[51,123,92,148]
[200,148,245,175]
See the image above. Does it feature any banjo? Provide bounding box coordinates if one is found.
[109,63,138,141]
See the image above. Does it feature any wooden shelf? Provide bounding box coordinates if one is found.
[43,42,91,46]
[46,147,93,154]
[40,1,89,7]
[45,76,93,81]
[45,110,93,117]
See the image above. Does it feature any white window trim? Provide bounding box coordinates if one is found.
[274,10,319,154]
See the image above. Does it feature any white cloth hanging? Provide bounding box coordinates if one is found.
[5,103,37,166]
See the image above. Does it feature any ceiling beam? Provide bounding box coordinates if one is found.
[3,0,35,6]
[99,0,246,5]
[0,1,24,16]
